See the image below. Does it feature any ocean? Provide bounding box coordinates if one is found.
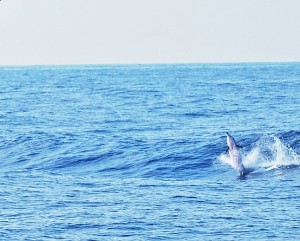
[0,63,299,240]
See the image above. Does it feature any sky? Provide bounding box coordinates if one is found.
[0,0,299,65]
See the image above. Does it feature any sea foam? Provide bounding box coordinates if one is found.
[219,135,300,173]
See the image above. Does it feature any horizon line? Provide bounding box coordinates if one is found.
[0,60,299,68]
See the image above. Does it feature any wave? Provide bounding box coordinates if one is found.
[218,132,300,175]
[2,129,299,179]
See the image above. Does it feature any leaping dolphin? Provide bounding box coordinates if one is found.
[226,132,245,176]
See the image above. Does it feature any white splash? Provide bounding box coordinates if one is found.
[219,135,300,173]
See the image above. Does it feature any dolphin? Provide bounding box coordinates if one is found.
[226,132,245,176]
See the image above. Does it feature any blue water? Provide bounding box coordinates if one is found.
[0,63,300,240]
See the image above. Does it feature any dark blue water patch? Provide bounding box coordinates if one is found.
[233,133,261,151]
[278,130,300,152]
[29,136,217,179]
[183,111,213,118]
[50,150,123,170]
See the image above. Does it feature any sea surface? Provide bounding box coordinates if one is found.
[0,63,300,240]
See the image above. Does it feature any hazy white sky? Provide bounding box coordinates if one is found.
[0,0,299,65]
